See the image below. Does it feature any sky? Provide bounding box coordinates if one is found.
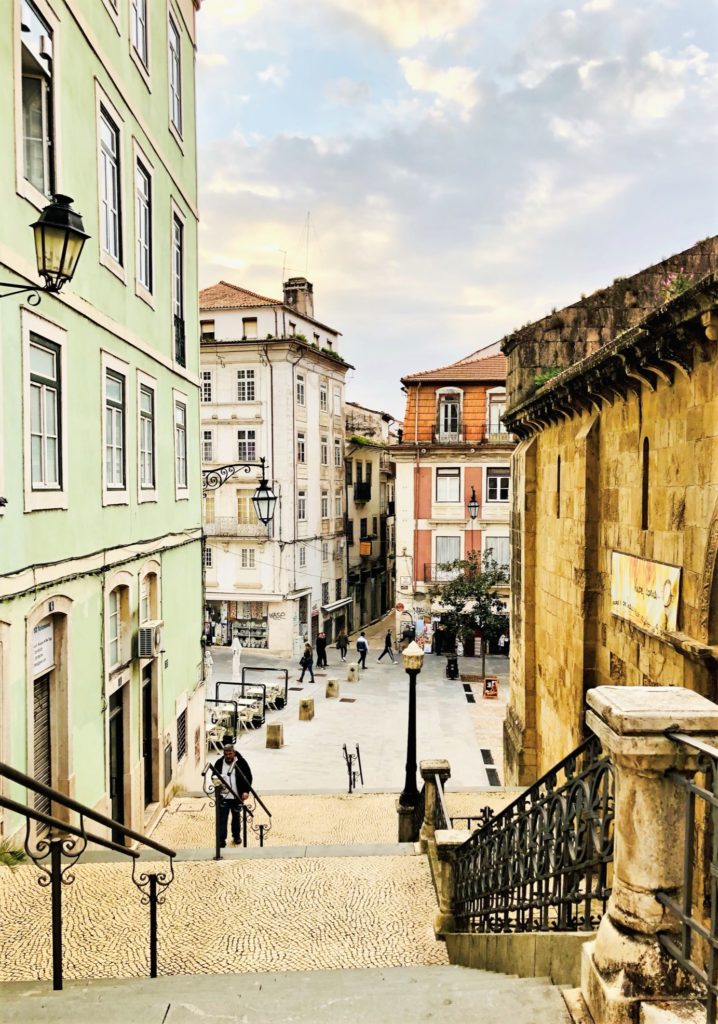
[195,0,718,418]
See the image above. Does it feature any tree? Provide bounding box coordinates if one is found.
[429,550,509,678]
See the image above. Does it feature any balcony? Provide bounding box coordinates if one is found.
[174,314,186,367]
[353,481,372,503]
[432,427,463,443]
[424,563,463,584]
[204,518,266,538]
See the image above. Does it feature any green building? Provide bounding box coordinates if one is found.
[0,0,203,841]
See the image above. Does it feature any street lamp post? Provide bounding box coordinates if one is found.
[0,195,89,303]
[399,640,424,807]
[467,485,479,554]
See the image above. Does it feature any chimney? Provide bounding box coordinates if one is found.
[283,277,314,319]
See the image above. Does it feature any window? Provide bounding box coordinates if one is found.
[365,461,373,487]
[202,429,213,462]
[436,536,461,574]
[108,588,121,667]
[485,536,509,570]
[168,14,182,135]
[322,582,330,605]
[322,541,329,563]
[296,374,305,406]
[241,548,256,570]
[298,491,307,521]
[321,436,328,466]
[320,384,328,412]
[136,160,152,291]
[488,393,507,436]
[331,440,340,469]
[486,467,509,502]
[200,320,215,342]
[372,516,378,535]
[21,1,55,197]
[237,492,258,525]
[356,462,363,485]
[177,709,187,762]
[333,388,341,416]
[346,460,353,484]
[100,108,122,264]
[175,400,187,489]
[299,545,306,568]
[438,392,461,440]
[360,518,368,539]
[204,492,215,524]
[201,370,212,402]
[203,545,213,568]
[335,579,342,600]
[237,429,256,461]
[242,317,258,339]
[642,438,650,530]
[289,321,296,336]
[335,491,342,517]
[321,492,329,519]
[139,384,155,489]
[173,215,185,363]
[105,370,125,489]
[436,467,460,502]
[297,432,306,464]
[29,337,61,489]
[131,0,148,67]
[237,369,255,402]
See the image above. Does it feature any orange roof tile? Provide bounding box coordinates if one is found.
[402,352,507,385]
[199,281,280,311]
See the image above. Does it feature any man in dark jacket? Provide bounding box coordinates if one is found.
[377,629,395,663]
[212,740,253,847]
[315,632,328,668]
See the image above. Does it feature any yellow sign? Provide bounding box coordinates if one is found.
[610,552,680,636]
[360,541,372,556]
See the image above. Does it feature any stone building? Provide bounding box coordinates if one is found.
[502,237,718,784]
[199,278,351,657]
[392,348,514,646]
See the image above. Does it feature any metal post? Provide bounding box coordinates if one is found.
[259,824,266,848]
[399,669,419,806]
[242,803,248,847]
[214,792,222,860]
[50,838,63,991]
[148,873,158,978]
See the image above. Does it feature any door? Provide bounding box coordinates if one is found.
[109,689,125,842]
[33,674,52,820]
[142,666,154,807]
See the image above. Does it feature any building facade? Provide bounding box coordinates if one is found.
[0,0,204,840]
[344,402,397,632]
[392,350,514,645]
[199,278,351,657]
[502,238,718,785]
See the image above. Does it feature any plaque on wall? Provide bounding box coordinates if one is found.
[610,551,680,636]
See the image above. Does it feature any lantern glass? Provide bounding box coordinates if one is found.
[30,195,89,292]
[402,640,424,673]
[252,479,277,526]
[468,487,479,520]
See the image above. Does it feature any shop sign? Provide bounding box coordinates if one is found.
[399,576,411,589]
[32,618,54,676]
[360,541,372,557]
[610,551,680,636]
[228,602,238,621]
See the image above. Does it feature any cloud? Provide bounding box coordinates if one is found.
[325,0,479,49]
[258,64,289,88]
[399,58,480,117]
[325,78,371,106]
[197,52,228,68]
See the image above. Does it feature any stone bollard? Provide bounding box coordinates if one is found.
[299,698,314,721]
[326,678,339,699]
[266,723,284,749]
[419,759,451,850]
[582,685,718,1024]
[433,829,473,938]
[347,663,359,683]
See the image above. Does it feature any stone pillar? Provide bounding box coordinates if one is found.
[266,723,284,749]
[325,678,339,698]
[582,685,718,1024]
[419,759,451,850]
[433,829,473,938]
[299,698,315,721]
[347,664,359,683]
[396,801,415,843]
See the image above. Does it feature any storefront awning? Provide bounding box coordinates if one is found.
[320,596,353,614]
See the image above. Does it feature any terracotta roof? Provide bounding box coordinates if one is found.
[199,281,280,311]
[402,352,507,385]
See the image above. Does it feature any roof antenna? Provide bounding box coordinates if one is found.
[278,248,287,289]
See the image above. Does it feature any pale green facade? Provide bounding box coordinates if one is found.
[0,0,203,839]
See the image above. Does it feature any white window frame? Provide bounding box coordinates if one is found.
[322,541,329,563]
[319,383,328,413]
[236,368,256,402]
[22,309,68,512]
[335,491,342,518]
[320,435,328,466]
[173,388,189,499]
[100,0,121,33]
[321,491,329,520]
[137,369,157,503]
[298,545,306,568]
[486,387,507,438]
[202,428,214,463]
[102,352,129,506]
[436,386,463,442]
[237,429,256,462]
[104,570,133,680]
[334,439,342,468]
[129,0,151,87]
[485,535,510,569]
[200,369,212,403]
[236,490,258,526]
[296,373,305,406]
[242,317,258,339]
[333,388,341,417]
[322,582,330,606]
[168,8,183,143]
[435,535,462,580]
[297,432,306,464]
[486,466,510,502]
[95,84,126,282]
[28,336,61,494]
[297,490,307,522]
[203,545,213,569]
[170,200,186,368]
[240,548,256,570]
[133,139,154,306]
[15,0,60,209]
[436,466,461,503]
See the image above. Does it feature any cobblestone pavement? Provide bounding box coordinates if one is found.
[152,791,517,849]
[0,853,447,984]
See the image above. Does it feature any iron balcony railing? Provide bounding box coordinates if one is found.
[354,481,372,503]
[204,517,265,538]
[174,314,186,367]
[0,759,176,990]
[657,731,718,1023]
[424,562,463,584]
[454,733,615,933]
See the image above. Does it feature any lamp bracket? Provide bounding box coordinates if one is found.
[0,281,42,305]
[202,456,268,492]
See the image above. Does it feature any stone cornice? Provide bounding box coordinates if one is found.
[504,274,718,438]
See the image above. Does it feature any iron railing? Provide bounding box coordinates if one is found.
[424,562,463,584]
[0,760,176,989]
[174,314,186,367]
[354,481,372,503]
[657,731,718,1023]
[343,744,364,794]
[201,761,272,859]
[454,734,614,933]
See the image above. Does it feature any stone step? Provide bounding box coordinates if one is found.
[1,965,571,1023]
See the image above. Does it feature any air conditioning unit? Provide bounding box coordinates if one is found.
[138,621,163,659]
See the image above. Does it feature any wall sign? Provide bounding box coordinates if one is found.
[32,618,54,676]
[610,551,680,636]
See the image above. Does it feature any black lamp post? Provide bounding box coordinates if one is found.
[0,195,89,303]
[202,455,277,526]
[468,485,479,555]
[399,640,424,807]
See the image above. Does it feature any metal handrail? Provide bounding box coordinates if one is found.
[202,759,273,858]
[0,794,139,859]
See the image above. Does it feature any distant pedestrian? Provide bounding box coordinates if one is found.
[298,641,315,683]
[212,741,252,848]
[378,629,395,663]
[356,631,369,669]
[337,630,348,662]
[316,632,328,668]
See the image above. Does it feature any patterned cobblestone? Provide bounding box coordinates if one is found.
[0,853,448,983]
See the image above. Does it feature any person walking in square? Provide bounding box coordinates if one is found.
[337,629,348,662]
[212,740,252,848]
[378,629,395,663]
[298,641,315,683]
[356,631,369,669]
[316,631,328,668]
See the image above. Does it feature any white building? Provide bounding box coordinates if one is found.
[199,278,351,656]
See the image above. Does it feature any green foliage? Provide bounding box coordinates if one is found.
[349,434,384,448]
[660,268,693,303]
[534,367,562,388]
[295,332,308,343]
[0,838,26,870]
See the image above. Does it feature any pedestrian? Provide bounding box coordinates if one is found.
[316,631,328,668]
[378,629,395,663]
[356,631,369,669]
[231,635,242,679]
[336,629,348,662]
[212,740,252,848]
[434,625,444,655]
[298,641,315,683]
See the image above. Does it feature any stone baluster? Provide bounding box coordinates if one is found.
[419,759,451,850]
[434,829,473,937]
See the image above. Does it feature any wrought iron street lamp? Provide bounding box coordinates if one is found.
[467,486,479,521]
[202,455,277,526]
[399,640,424,807]
[0,195,89,303]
